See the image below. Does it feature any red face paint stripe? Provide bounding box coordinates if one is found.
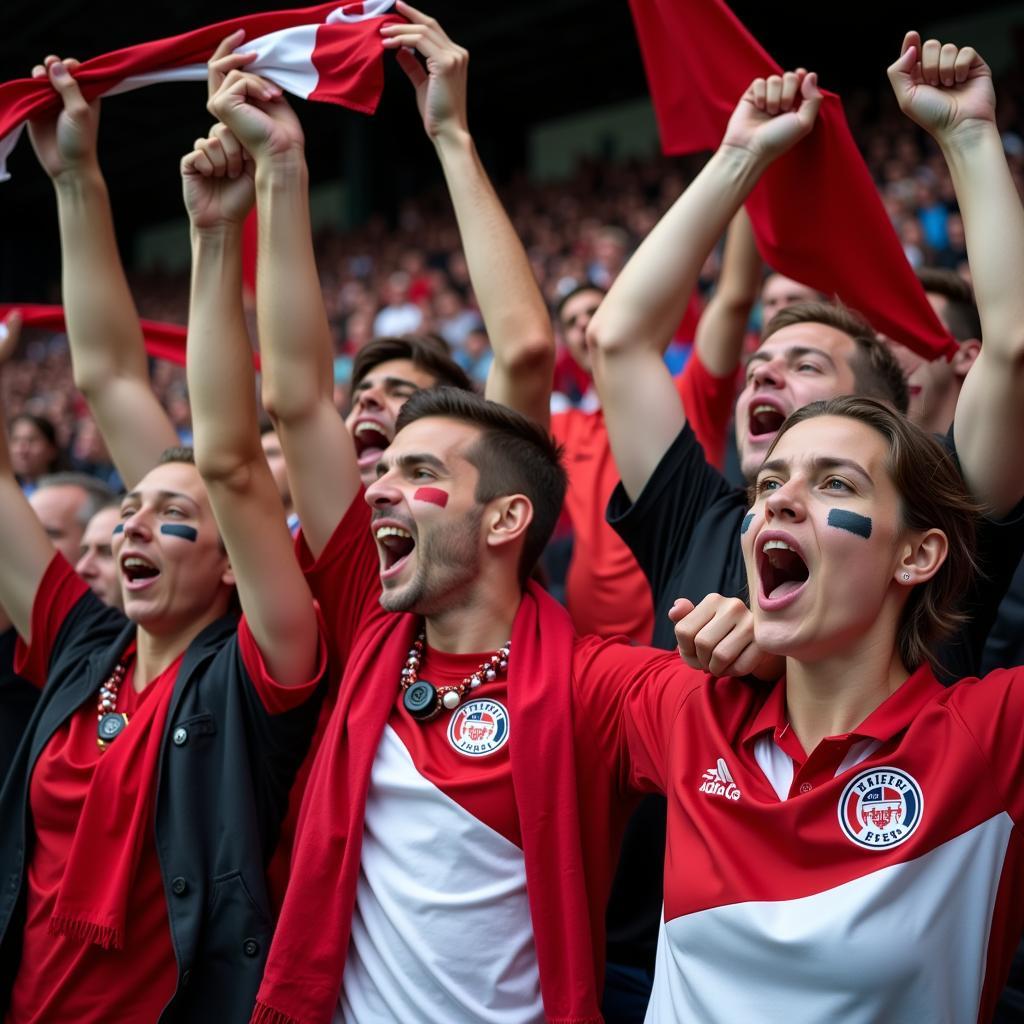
[413,486,448,508]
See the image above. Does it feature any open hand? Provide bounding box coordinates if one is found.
[721,68,822,165]
[26,57,100,181]
[380,1,469,142]
[887,31,995,143]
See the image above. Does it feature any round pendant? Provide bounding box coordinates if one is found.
[442,690,461,711]
[97,712,129,745]
[403,680,439,721]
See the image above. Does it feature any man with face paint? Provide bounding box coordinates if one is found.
[199,13,761,1021]
[0,61,328,1022]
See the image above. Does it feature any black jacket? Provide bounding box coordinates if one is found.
[0,587,323,1022]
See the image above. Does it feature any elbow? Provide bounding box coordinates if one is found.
[585,311,632,359]
[261,380,323,427]
[193,447,260,490]
[502,331,555,378]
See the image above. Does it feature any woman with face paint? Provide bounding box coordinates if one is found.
[618,392,1024,1022]
[0,65,327,1024]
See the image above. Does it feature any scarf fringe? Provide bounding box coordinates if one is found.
[48,914,123,950]
[251,1001,302,1024]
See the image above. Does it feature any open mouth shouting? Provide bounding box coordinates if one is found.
[120,552,161,591]
[353,418,393,472]
[756,532,809,611]
[374,520,416,581]
[747,396,789,442]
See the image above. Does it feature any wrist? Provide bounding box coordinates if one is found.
[255,151,308,193]
[190,222,245,246]
[714,144,770,184]
[52,163,105,198]
[432,125,473,156]
[937,118,1001,158]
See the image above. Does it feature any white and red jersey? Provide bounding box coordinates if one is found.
[335,647,542,1024]
[621,664,1024,1024]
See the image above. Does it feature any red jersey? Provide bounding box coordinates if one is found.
[618,664,1024,1023]
[551,352,736,642]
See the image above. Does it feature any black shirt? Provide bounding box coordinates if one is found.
[0,629,37,786]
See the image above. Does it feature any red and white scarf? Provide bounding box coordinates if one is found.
[253,584,607,1024]
[0,1,401,183]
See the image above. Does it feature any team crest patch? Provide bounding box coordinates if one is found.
[447,699,510,757]
[838,767,924,850]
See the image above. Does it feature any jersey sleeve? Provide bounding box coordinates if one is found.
[236,607,328,716]
[14,552,93,688]
[606,423,739,610]
[674,351,738,472]
[947,669,1024,822]
[294,493,384,670]
[573,636,704,795]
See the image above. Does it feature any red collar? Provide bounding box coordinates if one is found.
[742,663,944,761]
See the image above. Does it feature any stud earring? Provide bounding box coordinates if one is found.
[902,572,911,582]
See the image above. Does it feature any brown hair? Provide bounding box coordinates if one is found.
[351,334,472,394]
[764,396,981,672]
[395,387,567,585]
[763,301,909,414]
[916,268,981,343]
[158,445,196,466]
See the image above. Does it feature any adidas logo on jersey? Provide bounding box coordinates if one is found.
[698,757,742,802]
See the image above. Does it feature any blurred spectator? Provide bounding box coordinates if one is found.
[9,414,61,496]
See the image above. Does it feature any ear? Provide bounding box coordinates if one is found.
[951,339,981,380]
[220,557,236,590]
[484,494,534,555]
[895,527,947,588]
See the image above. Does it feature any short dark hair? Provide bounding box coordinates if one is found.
[158,446,196,466]
[35,472,115,527]
[763,301,909,414]
[395,388,567,585]
[351,334,472,393]
[765,396,981,673]
[555,282,606,322]
[917,268,981,343]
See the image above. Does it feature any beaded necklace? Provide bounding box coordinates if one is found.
[96,660,131,751]
[399,631,510,722]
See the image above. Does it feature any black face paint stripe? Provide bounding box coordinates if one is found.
[741,513,754,535]
[827,509,872,539]
[160,524,198,542]
[112,523,124,535]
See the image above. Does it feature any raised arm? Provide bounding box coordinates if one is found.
[208,62,360,560]
[381,3,554,428]
[0,314,60,640]
[890,33,1024,517]
[26,57,177,488]
[182,125,319,686]
[693,207,762,377]
[588,70,821,500]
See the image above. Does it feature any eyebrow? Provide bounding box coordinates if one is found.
[354,375,422,392]
[758,455,874,484]
[121,489,200,509]
[375,452,449,477]
[745,345,838,369]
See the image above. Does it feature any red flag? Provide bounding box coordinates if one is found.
[0,303,260,369]
[628,0,956,360]
[0,1,402,183]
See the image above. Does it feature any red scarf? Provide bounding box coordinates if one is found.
[253,584,604,1024]
[48,646,179,950]
[0,302,263,369]
[628,0,956,361]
